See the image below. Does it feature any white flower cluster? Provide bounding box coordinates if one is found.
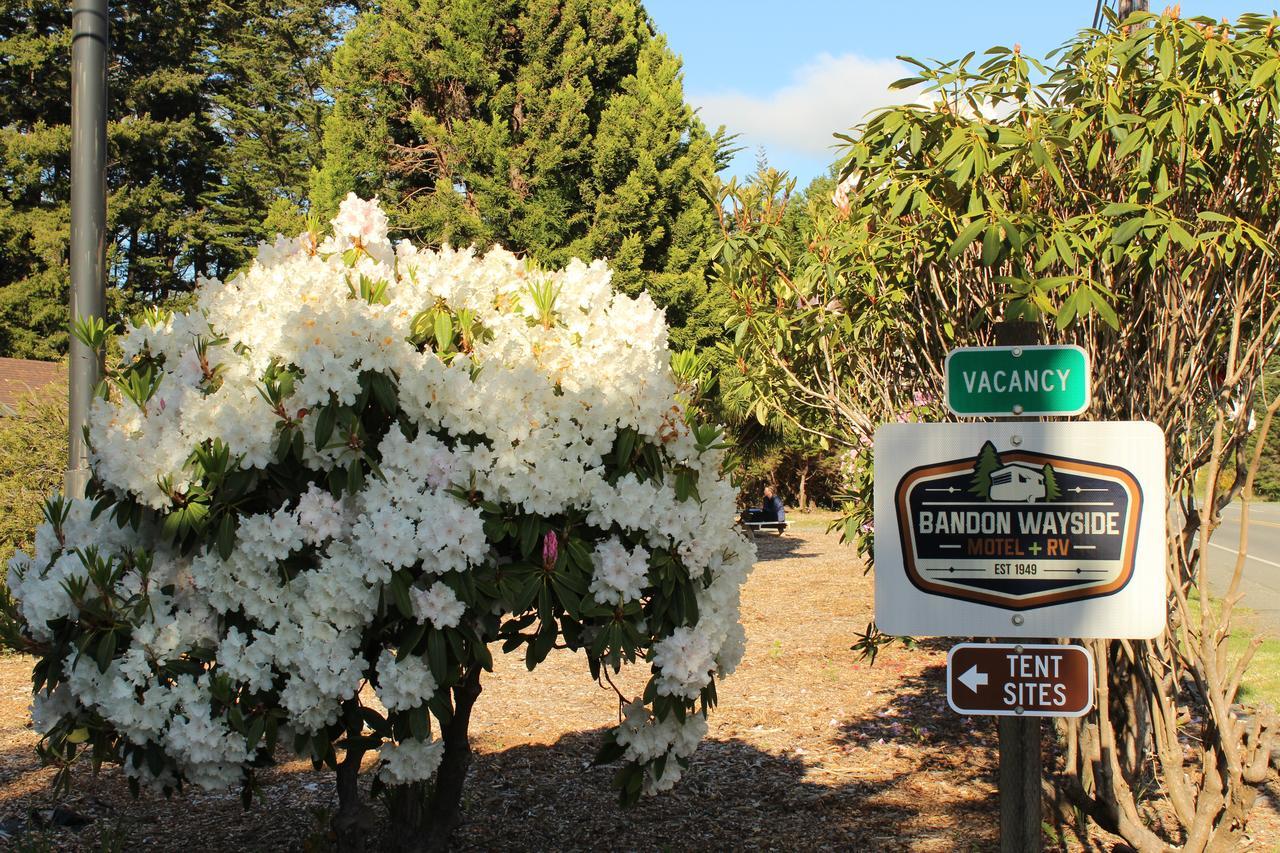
[374,650,438,713]
[615,700,707,794]
[9,194,754,797]
[378,735,445,785]
[588,538,650,605]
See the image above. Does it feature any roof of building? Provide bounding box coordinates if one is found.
[0,357,64,414]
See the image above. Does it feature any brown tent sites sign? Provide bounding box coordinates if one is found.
[946,643,1094,717]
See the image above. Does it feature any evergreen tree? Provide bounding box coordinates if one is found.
[314,0,729,350]
[0,1,349,358]
[969,440,1001,500]
[207,1,356,246]
[1042,463,1061,502]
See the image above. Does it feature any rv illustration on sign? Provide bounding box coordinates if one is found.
[989,463,1045,502]
[896,440,1143,610]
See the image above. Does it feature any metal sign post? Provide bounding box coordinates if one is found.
[68,0,109,499]
[875,326,1166,852]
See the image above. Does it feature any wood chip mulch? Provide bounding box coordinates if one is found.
[1,514,1278,851]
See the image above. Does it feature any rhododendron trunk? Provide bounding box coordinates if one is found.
[334,748,374,853]
[417,667,482,852]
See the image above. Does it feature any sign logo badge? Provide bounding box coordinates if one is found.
[895,441,1142,610]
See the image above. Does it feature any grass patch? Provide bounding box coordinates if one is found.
[1185,591,1280,707]
[783,509,844,533]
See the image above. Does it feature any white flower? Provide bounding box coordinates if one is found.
[588,538,650,605]
[378,736,445,784]
[411,582,465,629]
[331,193,390,250]
[651,626,717,699]
[373,649,438,713]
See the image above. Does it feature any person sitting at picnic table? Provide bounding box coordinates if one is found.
[743,486,785,524]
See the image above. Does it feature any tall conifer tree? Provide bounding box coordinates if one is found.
[0,1,349,358]
[314,0,729,350]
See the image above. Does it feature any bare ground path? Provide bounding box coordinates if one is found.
[0,514,1276,850]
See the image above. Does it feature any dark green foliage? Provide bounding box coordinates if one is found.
[0,1,350,358]
[314,0,728,350]
[0,381,66,578]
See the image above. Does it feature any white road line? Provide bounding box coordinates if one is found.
[1207,541,1280,570]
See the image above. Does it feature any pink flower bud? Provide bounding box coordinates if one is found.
[542,530,559,569]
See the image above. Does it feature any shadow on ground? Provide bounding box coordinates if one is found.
[457,727,997,851]
[750,530,820,561]
[0,722,999,852]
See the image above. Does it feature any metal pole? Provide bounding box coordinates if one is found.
[68,0,108,499]
[995,319,1044,853]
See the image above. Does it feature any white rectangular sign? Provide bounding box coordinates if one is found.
[874,422,1166,639]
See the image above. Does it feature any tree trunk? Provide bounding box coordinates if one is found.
[334,747,375,853]
[384,666,484,853]
[797,461,809,512]
[424,666,484,850]
[384,781,430,853]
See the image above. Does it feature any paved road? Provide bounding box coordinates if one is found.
[1201,502,1280,632]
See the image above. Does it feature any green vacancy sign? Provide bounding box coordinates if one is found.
[945,345,1090,417]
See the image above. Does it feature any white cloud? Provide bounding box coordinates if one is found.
[690,53,918,161]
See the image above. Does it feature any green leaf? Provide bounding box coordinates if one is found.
[247,715,267,749]
[398,623,428,661]
[1086,136,1104,170]
[981,224,1002,266]
[434,312,454,352]
[216,513,236,560]
[1100,202,1144,217]
[314,405,336,450]
[346,457,364,494]
[408,704,430,742]
[518,516,539,558]
[1110,217,1145,246]
[889,76,925,91]
[427,629,448,683]
[1250,57,1280,89]
[1089,288,1120,330]
[948,220,987,259]
[593,734,627,765]
[389,572,414,619]
[371,373,398,414]
[95,630,117,673]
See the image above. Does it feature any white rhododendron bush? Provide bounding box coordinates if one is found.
[5,195,754,846]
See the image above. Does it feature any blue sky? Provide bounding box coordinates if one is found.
[645,1,1269,185]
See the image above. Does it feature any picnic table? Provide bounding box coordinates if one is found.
[741,519,787,537]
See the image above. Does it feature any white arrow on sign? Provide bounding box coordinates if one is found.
[958,665,989,693]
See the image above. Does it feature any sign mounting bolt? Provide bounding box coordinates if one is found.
[1015,706,1025,715]
[1012,404,1024,415]
[1011,435,1023,446]
[1012,347,1023,357]
[1012,614,1025,626]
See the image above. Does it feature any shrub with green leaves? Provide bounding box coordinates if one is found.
[715,9,1280,850]
[4,196,753,851]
